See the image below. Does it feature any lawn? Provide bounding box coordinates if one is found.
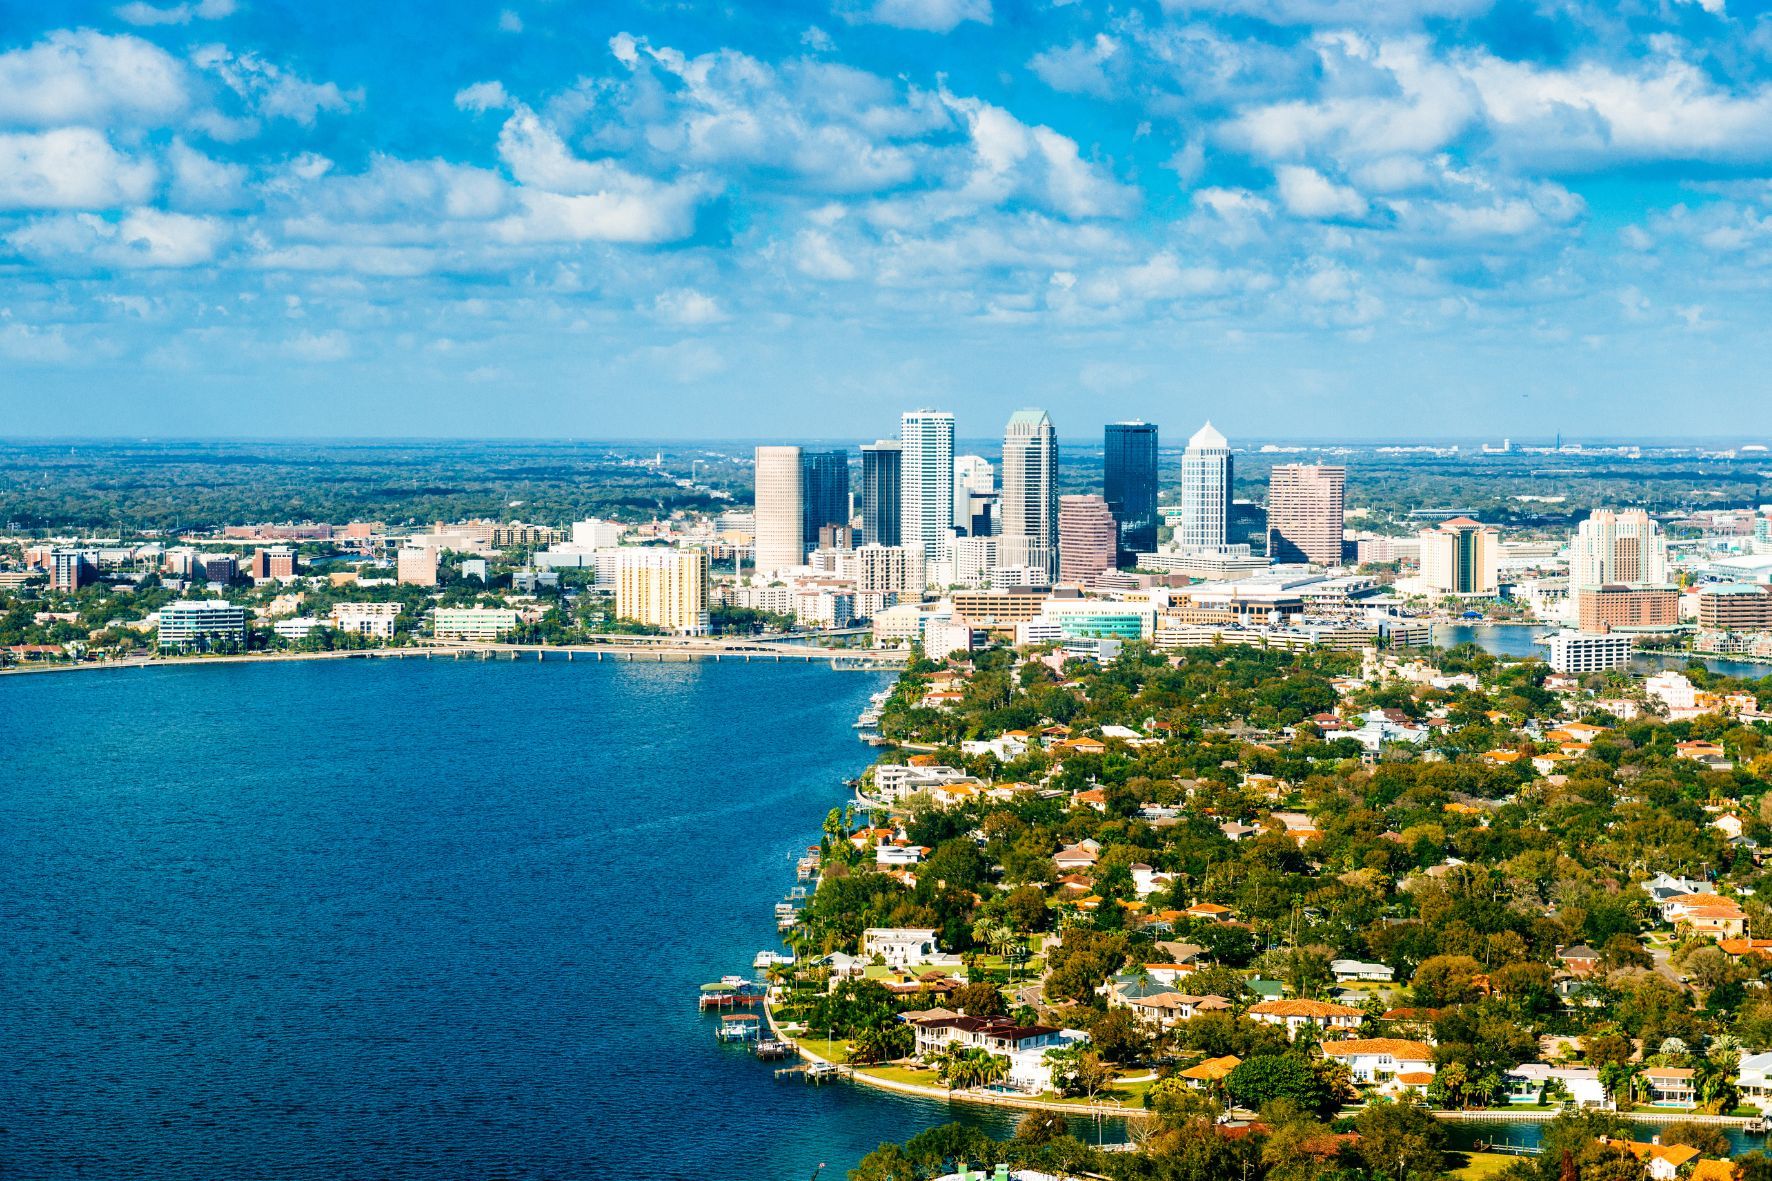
[1450,1152,1518,1181]
[796,1036,853,1062]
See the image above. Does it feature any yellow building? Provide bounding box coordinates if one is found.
[616,548,710,635]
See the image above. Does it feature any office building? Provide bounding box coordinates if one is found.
[954,455,995,538]
[396,546,438,587]
[1104,422,1158,567]
[491,523,567,549]
[616,548,711,634]
[855,544,925,599]
[571,518,627,548]
[1697,584,1772,631]
[999,409,1059,579]
[198,554,239,584]
[1267,464,1346,567]
[49,548,95,591]
[432,607,520,641]
[801,449,850,559]
[1178,422,1232,550]
[900,410,955,563]
[753,445,805,575]
[158,600,249,650]
[951,536,997,586]
[1418,518,1500,596]
[331,601,402,639]
[859,441,902,547]
[250,546,298,580]
[1577,585,1679,632]
[1058,494,1117,584]
[1570,509,1669,589]
[1545,629,1633,673]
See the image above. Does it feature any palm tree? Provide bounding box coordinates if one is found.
[1695,1050,1740,1114]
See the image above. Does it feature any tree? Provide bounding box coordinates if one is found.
[1087,1007,1150,1065]
[1352,1098,1447,1181]
[1661,1121,1732,1156]
[1045,1044,1116,1101]
[1410,954,1484,1007]
[1014,1111,1069,1144]
[949,982,1007,1018]
[1225,1054,1332,1115]
[849,1022,914,1065]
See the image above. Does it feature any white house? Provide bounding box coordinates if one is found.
[1505,1064,1610,1109]
[876,844,928,868]
[1330,959,1395,983]
[1737,1051,1772,1109]
[861,927,946,969]
[1320,1038,1435,1085]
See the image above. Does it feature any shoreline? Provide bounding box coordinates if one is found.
[0,641,908,678]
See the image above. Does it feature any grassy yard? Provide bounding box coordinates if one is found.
[1450,1152,1519,1181]
[796,1036,853,1062]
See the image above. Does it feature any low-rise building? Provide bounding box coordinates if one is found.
[1247,999,1362,1038]
[1320,1038,1435,1086]
[431,607,519,641]
[157,600,249,650]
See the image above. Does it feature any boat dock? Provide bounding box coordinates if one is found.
[715,1014,761,1043]
[775,1061,849,1084]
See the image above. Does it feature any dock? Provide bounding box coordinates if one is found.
[776,1061,849,1084]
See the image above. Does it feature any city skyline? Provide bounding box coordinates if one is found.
[8,2,1772,436]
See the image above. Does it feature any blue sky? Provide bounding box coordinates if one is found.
[3,0,1772,440]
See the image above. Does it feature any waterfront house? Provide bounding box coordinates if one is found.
[1598,1138,1700,1181]
[1178,1055,1241,1089]
[912,1014,1068,1060]
[1735,1051,1772,1108]
[1248,999,1362,1038]
[1504,1064,1609,1108]
[1639,1066,1697,1106]
[861,928,947,969]
[1330,959,1394,983]
[1319,1038,1434,1087]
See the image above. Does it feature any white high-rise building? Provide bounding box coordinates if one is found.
[1570,508,1669,589]
[954,455,994,536]
[900,410,955,566]
[1178,422,1232,551]
[999,409,1059,579]
[753,445,805,576]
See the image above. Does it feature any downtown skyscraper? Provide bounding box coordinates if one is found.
[1178,422,1232,551]
[800,449,850,551]
[899,410,955,561]
[999,409,1059,579]
[859,440,901,547]
[1266,463,1346,566]
[1103,421,1158,567]
[753,445,804,574]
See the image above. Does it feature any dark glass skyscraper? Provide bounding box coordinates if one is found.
[1103,421,1158,566]
[859,441,901,547]
[800,449,850,555]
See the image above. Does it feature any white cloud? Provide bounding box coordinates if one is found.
[939,91,1137,219]
[498,9,524,33]
[654,288,729,324]
[839,0,992,33]
[166,139,247,210]
[1028,35,1120,98]
[1275,164,1368,218]
[0,30,190,128]
[0,129,157,210]
[115,0,236,26]
[10,208,226,267]
[455,81,512,113]
[794,228,860,279]
[191,45,357,125]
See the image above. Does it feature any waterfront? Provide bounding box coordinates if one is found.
[0,660,1010,1181]
[1434,623,1772,680]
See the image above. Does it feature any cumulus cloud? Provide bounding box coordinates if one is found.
[0,129,158,210]
[0,30,190,127]
[10,208,226,267]
[1274,164,1368,218]
[1028,35,1121,98]
[839,0,991,33]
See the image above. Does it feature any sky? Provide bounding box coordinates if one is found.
[3,0,1772,441]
